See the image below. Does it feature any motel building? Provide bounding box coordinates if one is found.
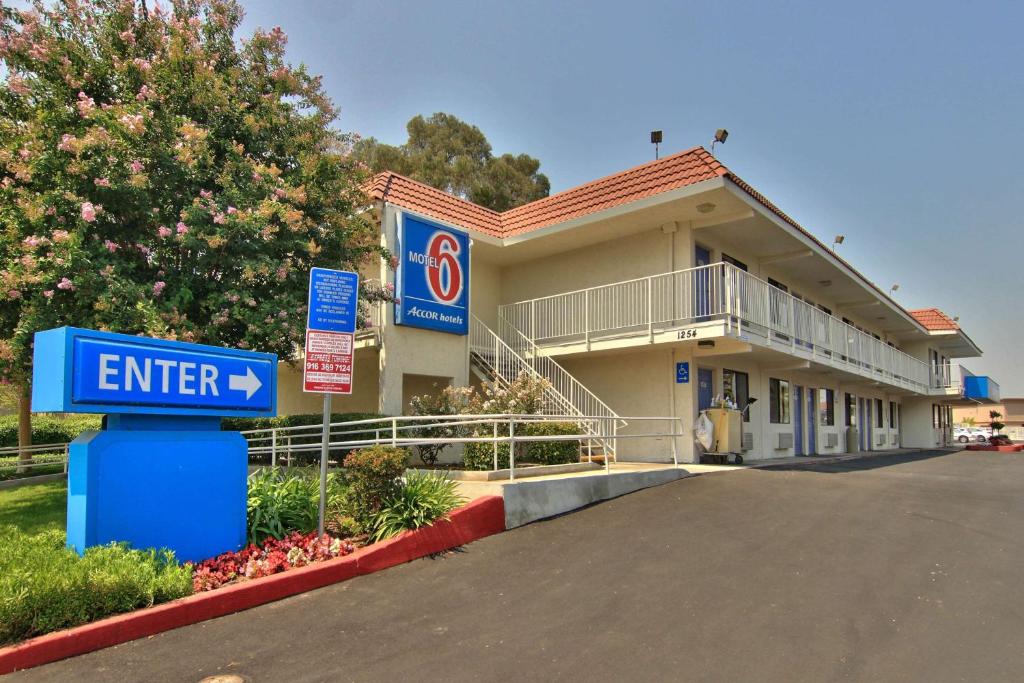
[277,146,998,464]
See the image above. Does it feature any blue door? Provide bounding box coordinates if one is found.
[695,246,711,320]
[698,368,714,412]
[806,388,817,455]
[793,386,804,455]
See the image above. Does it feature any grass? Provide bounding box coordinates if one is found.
[0,481,67,535]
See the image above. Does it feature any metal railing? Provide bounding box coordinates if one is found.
[469,316,623,458]
[242,413,685,478]
[500,262,933,393]
[0,442,70,477]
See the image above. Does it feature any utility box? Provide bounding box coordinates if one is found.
[846,426,859,453]
[707,408,743,453]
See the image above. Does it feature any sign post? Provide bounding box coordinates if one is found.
[31,327,277,561]
[304,267,359,535]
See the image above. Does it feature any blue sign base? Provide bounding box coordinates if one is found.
[66,415,247,563]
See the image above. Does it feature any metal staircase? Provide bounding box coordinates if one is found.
[469,315,624,460]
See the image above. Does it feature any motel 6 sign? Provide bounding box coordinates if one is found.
[395,212,471,335]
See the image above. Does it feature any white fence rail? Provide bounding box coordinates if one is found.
[470,316,623,458]
[500,263,933,393]
[0,442,70,476]
[243,413,684,479]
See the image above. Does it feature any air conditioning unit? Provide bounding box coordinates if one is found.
[776,433,793,450]
[742,432,754,451]
[825,433,838,448]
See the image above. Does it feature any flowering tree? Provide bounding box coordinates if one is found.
[0,1,387,457]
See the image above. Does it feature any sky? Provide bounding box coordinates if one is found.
[236,1,1024,392]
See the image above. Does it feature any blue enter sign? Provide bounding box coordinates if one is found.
[32,327,277,417]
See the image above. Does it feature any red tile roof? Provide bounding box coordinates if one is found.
[367,146,730,237]
[909,308,960,331]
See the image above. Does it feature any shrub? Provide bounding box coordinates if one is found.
[224,412,384,467]
[368,472,465,542]
[246,467,347,545]
[192,531,354,592]
[0,527,192,645]
[462,422,581,470]
[343,446,409,527]
[0,414,102,448]
[408,385,475,465]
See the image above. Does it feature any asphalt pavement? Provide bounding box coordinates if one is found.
[12,449,1024,682]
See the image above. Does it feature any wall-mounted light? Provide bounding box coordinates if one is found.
[833,234,845,251]
[818,280,832,287]
[889,283,900,296]
[696,202,716,214]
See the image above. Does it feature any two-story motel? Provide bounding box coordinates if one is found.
[276,146,998,463]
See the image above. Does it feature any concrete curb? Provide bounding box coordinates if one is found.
[744,448,958,471]
[0,496,505,676]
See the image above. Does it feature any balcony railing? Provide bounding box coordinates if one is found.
[499,263,932,393]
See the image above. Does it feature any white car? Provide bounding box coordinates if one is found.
[954,427,991,444]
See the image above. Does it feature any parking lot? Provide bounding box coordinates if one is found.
[13,449,1024,682]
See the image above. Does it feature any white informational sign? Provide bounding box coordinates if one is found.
[303,330,353,395]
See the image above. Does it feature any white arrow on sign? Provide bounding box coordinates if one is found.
[228,366,263,400]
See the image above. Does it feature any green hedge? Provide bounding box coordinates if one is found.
[0,527,192,645]
[0,415,102,448]
[463,422,581,470]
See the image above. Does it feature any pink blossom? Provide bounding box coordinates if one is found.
[200,189,213,199]
[157,226,172,238]
[277,311,288,318]
[51,230,71,243]
[119,114,145,134]
[94,177,110,187]
[227,293,240,303]
[275,266,288,280]
[119,29,136,45]
[130,160,145,173]
[132,58,151,71]
[58,134,77,152]
[153,281,166,296]
[23,235,42,247]
[103,240,118,253]
[43,290,54,298]
[76,91,95,116]
[135,85,154,101]
[7,75,29,95]
[57,277,74,291]
[18,148,30,160]
[176,223,189,236]
[137,244,152,256]
[213,213,225,224]
[227,206,237,214]
[8,290,21,300]
[274,188,287,199]
[81,202,96,222]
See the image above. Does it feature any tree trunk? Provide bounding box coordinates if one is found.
[17,383,32,474]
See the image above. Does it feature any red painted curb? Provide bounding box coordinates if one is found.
[0,495,505,675]
[965,444,1024,452]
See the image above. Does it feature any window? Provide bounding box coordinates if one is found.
[767,278,788,293]
[819,388,835,426]
[722,254,748,271]
[875,398,884,428]
[889,401,897,429]
[769,378,790,424]
[818,304,833,316]
[767,279,789,340]
[723,369,750,422]
[845,393,856,426]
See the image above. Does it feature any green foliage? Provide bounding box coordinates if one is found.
[0,526,192,645]
[463,422,581,470]
[989,410,1005,434]
[342,445,408,528]
[407,384,474,465]
[246,467,347,545]
[0,414,101,448]
[0,0,386,386]
[368,472,464,542]
[353,112,550,211]
[224,412,384,467]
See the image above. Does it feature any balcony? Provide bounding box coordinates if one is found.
[499,263,933,394]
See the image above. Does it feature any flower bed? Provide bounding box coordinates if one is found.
[192,532,356,592]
